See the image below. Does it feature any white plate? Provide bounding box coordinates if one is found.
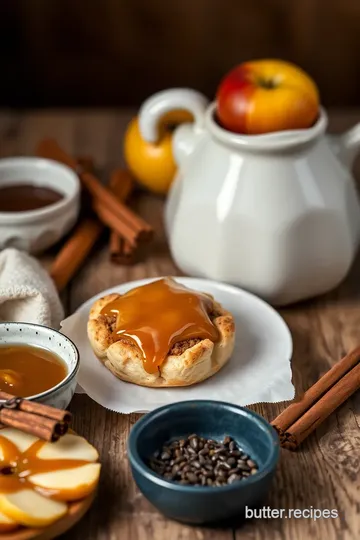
[61,277,294,413]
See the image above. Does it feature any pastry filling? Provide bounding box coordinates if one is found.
[100,277,219,374]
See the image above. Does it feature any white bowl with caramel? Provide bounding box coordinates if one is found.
[0,322,79,409]
[0,157,80,253]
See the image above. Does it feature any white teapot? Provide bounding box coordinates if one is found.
[139,89,360,305]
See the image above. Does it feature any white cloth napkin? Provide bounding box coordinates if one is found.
[0,248,64,329]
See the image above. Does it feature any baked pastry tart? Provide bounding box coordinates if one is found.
[87,277,235,387]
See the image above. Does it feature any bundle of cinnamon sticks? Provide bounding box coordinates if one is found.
[37,139,153,292]
[0,391,71,442]
[271,347,360,450]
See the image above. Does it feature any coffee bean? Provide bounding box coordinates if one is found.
[149,434,258,488]
[228,474,240,484]
[237,462,250,471]
[190,437,199,450]
[172,464,180,475]
[215,479,225,486]
[186,472,198,483]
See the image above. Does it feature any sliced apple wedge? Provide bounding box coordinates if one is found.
[28,463,101,501]
[0,428,39,455]
[0,489,67,527]
[0,510,18,532]
[36,434,99,462]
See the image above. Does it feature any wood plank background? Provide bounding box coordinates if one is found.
[0,109,359,538]
[1,0,360,107]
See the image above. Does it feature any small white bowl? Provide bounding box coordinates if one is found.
[0,322,79,409]
[0,157,80,253]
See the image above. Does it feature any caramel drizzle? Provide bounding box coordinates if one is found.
[101,278,219,374]
[0,435,89,495]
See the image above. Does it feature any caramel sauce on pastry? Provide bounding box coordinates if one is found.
[100,278,219,374]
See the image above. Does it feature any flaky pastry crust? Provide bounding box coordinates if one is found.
[87,290,235,387]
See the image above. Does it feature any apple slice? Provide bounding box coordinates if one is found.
[0,510,18,533]
[0,428,39,455]
[35,434,99,462]
[29,463,101,501]
[0,489,67,527]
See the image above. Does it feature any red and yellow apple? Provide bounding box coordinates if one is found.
[216,59,319,135]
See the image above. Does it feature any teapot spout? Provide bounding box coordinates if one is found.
[334,123,360,168]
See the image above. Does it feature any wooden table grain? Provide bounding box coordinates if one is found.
[0,109,359,540]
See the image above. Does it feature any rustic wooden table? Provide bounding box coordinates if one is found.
[0,109,359,540]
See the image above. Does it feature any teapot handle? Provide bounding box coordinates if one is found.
[336,122,360,167]
[138,88,209,143]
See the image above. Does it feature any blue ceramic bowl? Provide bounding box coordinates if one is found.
[128,400,279,524]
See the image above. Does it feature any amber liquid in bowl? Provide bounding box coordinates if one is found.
[0,344,67,397]
[0,184,63,212]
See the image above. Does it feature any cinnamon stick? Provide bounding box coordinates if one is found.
[272,347,360,432]
[279,362,360,450]
[272,347,360,450]
[82,171,152,241]
[50,218,103,292]
[0,393,72,442]
[108,169,136,263]
[0,392,71,423]
[37,138,153,245]
[109,168,134,202]
[0,409,68,442]
[92,200,138,246]
[110,234,136,265]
